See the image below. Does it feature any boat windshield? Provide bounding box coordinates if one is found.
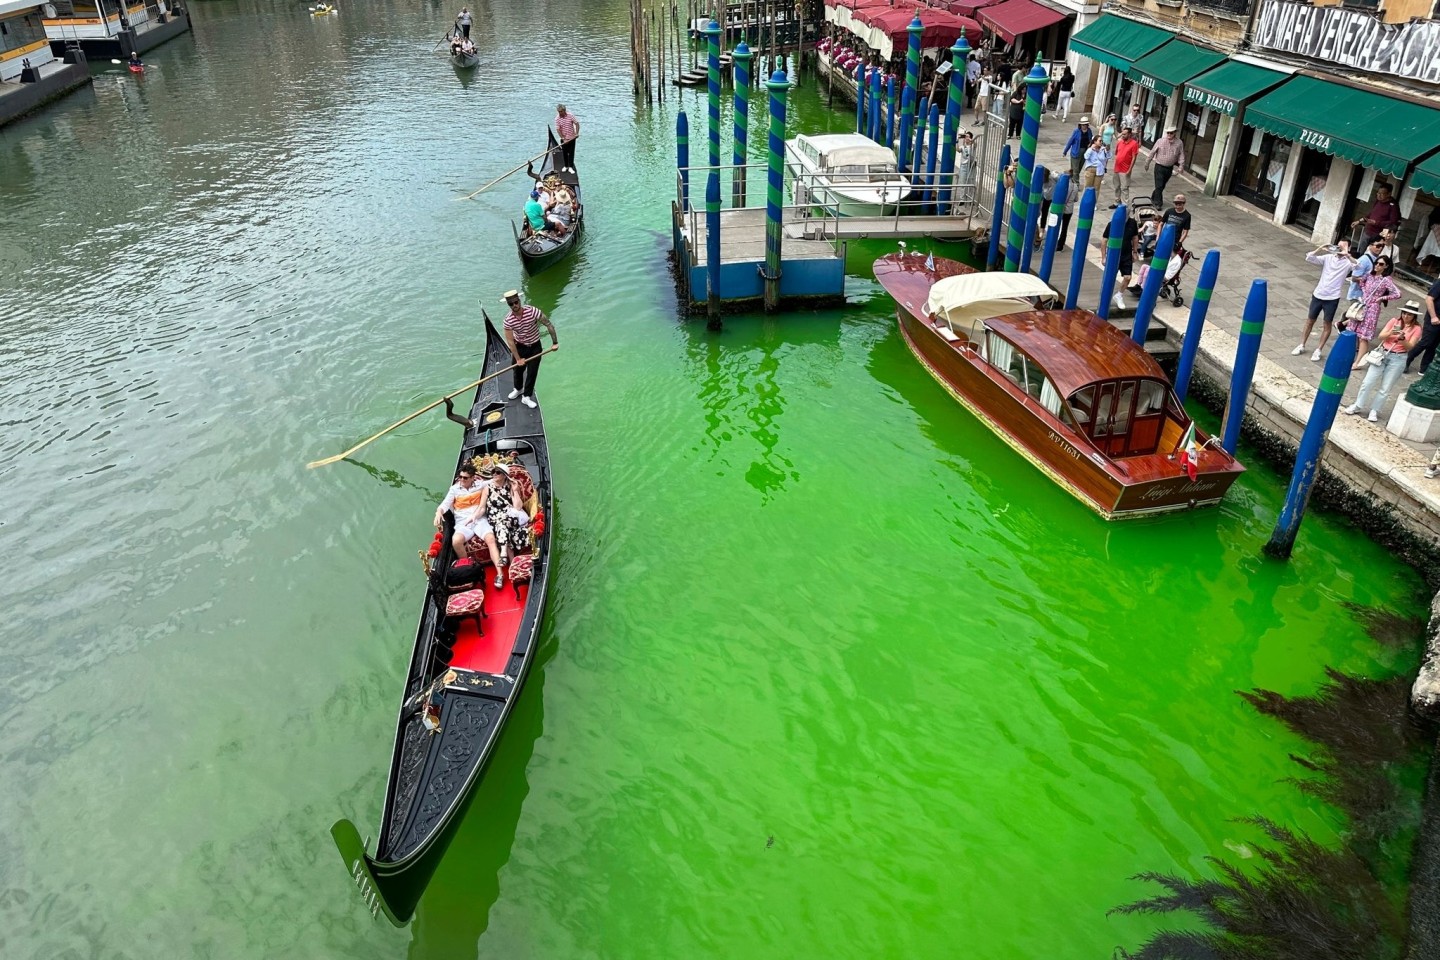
[828,163,900,184]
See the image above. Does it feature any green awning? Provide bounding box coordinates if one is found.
[1181,60,1287,118]
[1246,75,1440,179]
[1127,41,1226,98]
[1069,15,1172,73]
[1413,152,1440,198]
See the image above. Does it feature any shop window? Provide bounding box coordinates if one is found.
[1179,104,1217,180]
[1230,126,1290,215]
[1288,147,1330,233]
[1141,88,1167,144]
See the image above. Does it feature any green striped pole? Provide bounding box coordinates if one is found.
[706,20,720,171]
[898,14,922,171]
[732,42,753,208]
[1004,60,1049,272]
[764,69,788,312]
[937,36,969,214]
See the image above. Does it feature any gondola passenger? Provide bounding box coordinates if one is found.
[525,190,566,236]
[435,463,502,575]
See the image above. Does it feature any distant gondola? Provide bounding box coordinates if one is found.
[513,129,583,274]
[450,47,478,69]
[331,312,554,925]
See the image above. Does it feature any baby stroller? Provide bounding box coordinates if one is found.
[1129,196,1193,307]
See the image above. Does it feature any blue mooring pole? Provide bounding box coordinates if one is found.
[885,75,896,146]
[912,96,930,193]
[1221,279,1267,455]
[706,171,721,326]
[1021,165,1045,274]
[1174,250,1220,403]
[987,142,1011,271]
[1064,186,1096,309]
[1265,330,1358,559]
[763,69,788,312]
[1096,204,1128,320]
[1005,61,1048,272]
[1037,172,1069,285]
[855,62,866,134]
[732,43,753,209]
[677,111,690,212]
[923,103,940,212]
[706,21,721,171]
[1131,223,1177,344]
[898,87,915,172]
[869,67,882,143]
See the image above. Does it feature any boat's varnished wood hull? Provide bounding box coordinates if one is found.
[877,253,1243,519]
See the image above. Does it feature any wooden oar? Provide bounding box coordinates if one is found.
[455,149,551,201]
[306,346,558,468]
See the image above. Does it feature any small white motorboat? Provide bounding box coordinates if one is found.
[784,133,912,217]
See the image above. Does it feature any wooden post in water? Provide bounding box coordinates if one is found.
[763,69,788,312]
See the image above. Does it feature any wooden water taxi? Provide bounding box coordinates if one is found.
[784,132,912,217]
[874,252,1244,518]
[331,312,554,925]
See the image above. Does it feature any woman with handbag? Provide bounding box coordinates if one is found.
[1344,302,1424,423]
[1349,255,1402,370]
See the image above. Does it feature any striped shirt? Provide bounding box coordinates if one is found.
[505,305,544,344]
[440,480,486,522]
[555,112,579,142]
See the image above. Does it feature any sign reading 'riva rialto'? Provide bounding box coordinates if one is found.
[1254,0,1440,85]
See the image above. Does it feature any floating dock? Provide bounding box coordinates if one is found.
[671,205,847,313]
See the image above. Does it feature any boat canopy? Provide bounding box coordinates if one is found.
[924,272,1058,323]
[984,309,1168,397]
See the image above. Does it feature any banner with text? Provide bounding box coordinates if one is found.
[1254,0,1440,86]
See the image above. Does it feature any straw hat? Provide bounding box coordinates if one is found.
[1402,300,1423,314]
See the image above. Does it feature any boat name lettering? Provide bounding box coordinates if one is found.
[1047,431,1082,460]
[1139,479,1221,501]
[1253,0,1440,85]
[1298,129,1332,150]
[1183,88,1235,115]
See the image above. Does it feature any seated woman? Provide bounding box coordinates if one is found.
[435,464,503,583]
[481,465,531,568]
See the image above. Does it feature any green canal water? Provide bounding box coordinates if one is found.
[0,2,1425,957]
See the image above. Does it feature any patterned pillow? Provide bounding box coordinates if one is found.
[509,465,536,505]
[463,536,494,561]
[445,590,486,616]
[509,554,534,584]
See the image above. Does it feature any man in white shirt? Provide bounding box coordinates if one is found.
[1293,240,1357,362]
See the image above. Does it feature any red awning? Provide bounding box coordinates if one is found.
[978,0,1068,44]
[860,7,982,49]
[947,0,1001,16]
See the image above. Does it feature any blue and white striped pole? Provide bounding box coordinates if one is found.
[1037,172,1069,285]
[1221,279,1266,455]
[1096,204,1128,320]
[1131,223,1177,344]
[1174,250,1220,403]
[1004,61,1048,272]
[987,142,1011,271]
[1021,165,1045,274]
[1265,330,1357,559]
[1064,187,1096,309]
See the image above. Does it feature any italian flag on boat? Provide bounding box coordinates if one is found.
[1177,422,1200,481]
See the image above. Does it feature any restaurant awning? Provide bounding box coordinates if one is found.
[1068,15,1171,73]
[1413,152,1440,198]
[947,0,1000,16]
[1126,40,1225,98]
[977,0,1068,45]
[1246,75,1440,179]
[1181,60,1287,118]
[860,7,981,60]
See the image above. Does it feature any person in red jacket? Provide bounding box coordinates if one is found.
[1109,127,1140,209]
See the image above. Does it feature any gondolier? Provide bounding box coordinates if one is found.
[456,6,472,38]
[554,104,580,173]
[502,291,559,409]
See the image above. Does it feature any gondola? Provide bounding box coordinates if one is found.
[331,312,554,926]
[513,128,583,274]
[450,47,479,69]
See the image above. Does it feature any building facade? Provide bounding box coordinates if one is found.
[1068,0,1440,281]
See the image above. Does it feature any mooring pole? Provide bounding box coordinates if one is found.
[1064,187,1096,309]
[706,20,721,173]
[732,42,753,209]
[763,69,788,312]
[1221,279,1266,456]
[677,110,690,212]
[706,172,722,328]
[1131,222,1177,344]
[1020,164,1045,274]
[1004,60,1047,272]
[1096,204,1128,320]
[938,35,969,216]
[1174,250,1220,403]
[869,65,882,143]
[855,61,865,134]
[911,95,931,191]
[898,14,922,171]
[987,142,1010,271]
[1037,172,1068,285]
[1265,330,1358,559]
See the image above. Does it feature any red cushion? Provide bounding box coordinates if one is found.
[463,536,494,561]
[509,465,536,503]
[509,554,534,584]
[445,590,486,616]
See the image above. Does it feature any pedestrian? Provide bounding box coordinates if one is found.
[1405,273,1440,374]
[1102,209,1140,304]
[1344,304,1424,423]
[1006,83,1025,139]
[1119,103,1144,135]
[1110,127,1139,209]
[973,71,992,125]
[1375,227,1399,264]
[554,104,580,173]
[1345,236,1382,307]
[1160,194,1191,250]
[956,131,976,198]
[1061,116,1093,181]
[1056,176,1078,251]
[1082,138,1108,192]
[965,54,981,108]
[1293,240,1356,362]
[1352,183,1401,246]
[456,6,472,39]
[1054,65,1075,120]
[1146,126,1185,208]
[501,290,560,409]
[1349,255,1401,369]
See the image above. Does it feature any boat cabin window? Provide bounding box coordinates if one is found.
[986,331,1075,429]
[827,163,900,183]
[801,141,819,164]
[1068,378,1171,457]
